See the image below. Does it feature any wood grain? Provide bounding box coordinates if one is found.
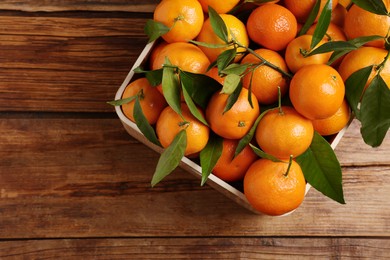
[0,116,389,238]
[0,237,389,259]
[0,13,149,112]
[0,0,158,12]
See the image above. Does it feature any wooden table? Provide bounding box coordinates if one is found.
[1,1,389,258]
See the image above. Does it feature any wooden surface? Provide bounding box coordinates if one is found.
[0,1,389,258]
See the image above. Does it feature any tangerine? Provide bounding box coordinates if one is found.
[312,99,351,136]
[212,139,257,182]
[153,0,204,43]
[284,0,339,23]
[206,87,260,140]
[246,3,298,51]
[285,34,331,73]
[244,158,306,216]
[121,78,167,125]
[255,106,314,159]
[156,103,209,156]
[289,64,345,120]
[241,48,289,105]
[198,0,240,14]
[196,13,249,62]
[344,1,390,48]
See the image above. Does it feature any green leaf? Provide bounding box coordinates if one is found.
[200,134,223,186]
[296,132,345,204]
[144,20,170,43]
[351,0,389,15]
[235,109,268,157]
[162,60,182,116]
[349,35,385,47]
[221,63,250,75]
[133,66,163,87]
[299,0,321,36]
[249,144,285,163]
[221,74,241,94]
[208,6,229,43]
[181,85,209,126]
[310,0,332,50]
[190,40,229,49]
[107,95,136,106]
[360,74,390,147]
[345,65,373,119]
[179,71,220,109]
[308,41,356,56]
[223,81,242,113]
[151,130,187,187]
[133,96,161,146]
[217,49,237,72]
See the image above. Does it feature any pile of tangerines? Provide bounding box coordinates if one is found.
[111,0,390,216]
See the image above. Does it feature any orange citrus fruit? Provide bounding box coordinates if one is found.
[244,158,306,216]
[153,0,204,43]
[285,34,332,73]
[241,48,289,105]
[290,64,345,120]
[156,103,209,156]
[246,3,298,51]
[255,106,314,159]
[306,22,347,42]
[198,0,240,14]
[206,87,260,139]
[330,4,347,28]
[284,0,339,23]
[196,13,249,63]
[344,1,390,48]
[121,78,167,125]
[312,99,351,136]
[212,139,258,182]
[152,42,210,73]
[338,46,390,92]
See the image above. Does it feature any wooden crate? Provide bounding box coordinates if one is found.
[114,41,349,215]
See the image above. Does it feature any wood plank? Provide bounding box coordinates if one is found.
[0,14,149,112]
[0,1,158,12]
[0,237,389,259]
[0,116,389,238]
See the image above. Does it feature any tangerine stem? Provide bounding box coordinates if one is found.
[277,86,284,115]
[235,42,293,79]
[284,155,294,177]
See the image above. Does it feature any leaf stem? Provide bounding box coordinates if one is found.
[237,42,293,78]
[284,155,294,177]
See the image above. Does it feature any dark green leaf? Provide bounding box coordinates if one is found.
[308,41,356,56]
[179,71,220,109]
[200,134,223,186]
[107,95,136,106]
[221,74,241,94]
[190,40,228,49]
[310,0,332,50]
[296,132,345,204]
[208,6,229,43]
[221,63,251,75]
[151,130,187,187]
[133,66,163,87]
[299,0,321,36]
[133,97,161,146]
[345,65,373,119]
[249,144,284,162]
[235,109,269,157]
[217,49,237,72]
[223,81,242,113]
[351,0,389,15]
[360,74,390,147]
[349,35,385,48]
[162,60,182,116]
[144,19,170,43]
[181,85,209,126]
